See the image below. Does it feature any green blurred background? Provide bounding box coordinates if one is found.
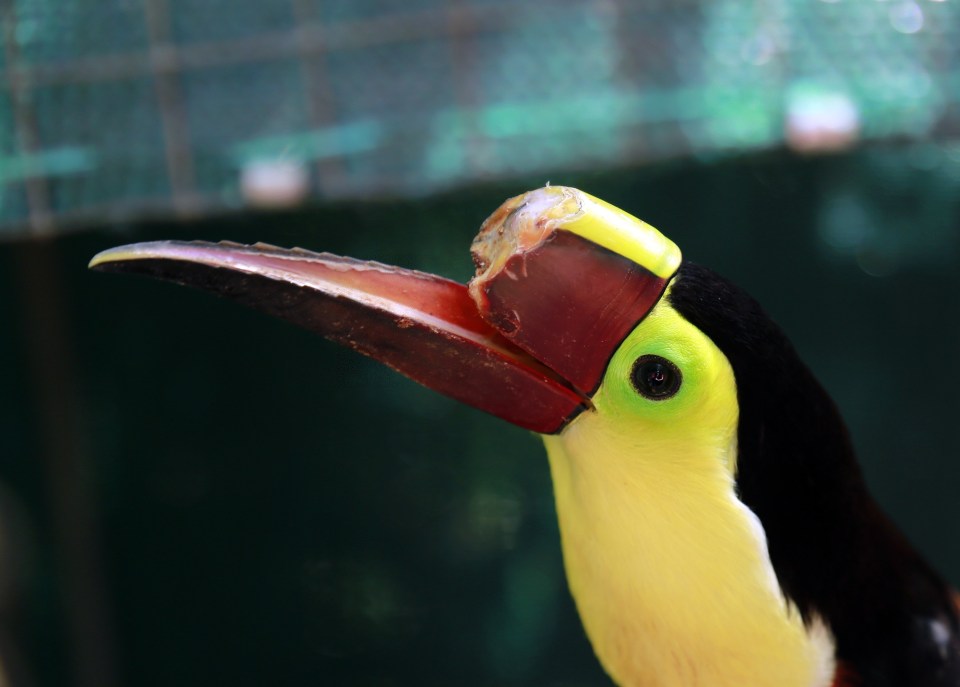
[3,1,960,685]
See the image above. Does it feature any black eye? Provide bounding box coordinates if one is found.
[630,355,682,400]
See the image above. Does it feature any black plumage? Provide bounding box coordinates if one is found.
[669,261,960,686]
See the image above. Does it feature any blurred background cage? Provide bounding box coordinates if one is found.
[4,2,960,687]
[3,0,960,235]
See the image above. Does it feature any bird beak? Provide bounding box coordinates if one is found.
[89,187,680,434]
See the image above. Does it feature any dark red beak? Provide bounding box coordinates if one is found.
[89,187,680,434]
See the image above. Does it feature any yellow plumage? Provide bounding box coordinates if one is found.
[543,296,835,687]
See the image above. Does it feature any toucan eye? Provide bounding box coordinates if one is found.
[630,355,682,400]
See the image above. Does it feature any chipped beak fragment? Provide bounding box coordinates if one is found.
[469,186,681,396]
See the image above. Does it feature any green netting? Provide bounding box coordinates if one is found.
[1,0,959,236]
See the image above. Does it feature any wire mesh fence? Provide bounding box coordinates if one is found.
[1,0,959,237]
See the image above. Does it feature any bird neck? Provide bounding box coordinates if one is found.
[542,426,836,687]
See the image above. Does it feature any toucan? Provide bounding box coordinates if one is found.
[91,186,960,686]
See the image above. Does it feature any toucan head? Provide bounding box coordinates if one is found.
[88,186,736,445]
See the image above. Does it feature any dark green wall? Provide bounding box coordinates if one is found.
[3,149,960,686]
